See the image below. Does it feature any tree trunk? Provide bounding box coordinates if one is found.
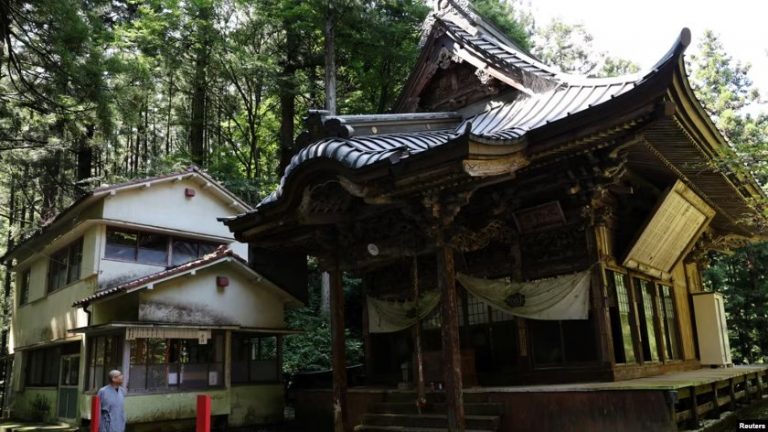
[166,70,174,155]
[189,2,212,166]
[0,0,10,72]
[76,124,95,183]
[278,23,298,174]
[324,6,337,115]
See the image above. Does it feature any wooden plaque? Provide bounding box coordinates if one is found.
[513,201,566,233]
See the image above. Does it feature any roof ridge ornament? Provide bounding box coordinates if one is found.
[421,0,478,46]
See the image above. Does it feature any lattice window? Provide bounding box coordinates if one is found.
[467,294,489,325]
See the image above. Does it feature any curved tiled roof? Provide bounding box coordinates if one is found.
[238,7,690,214]
[440,20,557,82]
[465,77,641,141]
[262,129,463,205]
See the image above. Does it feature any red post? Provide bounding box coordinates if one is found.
[90,395,100,432]
[196,394,211,432]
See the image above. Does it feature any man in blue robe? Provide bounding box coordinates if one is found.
[97,370,126,432]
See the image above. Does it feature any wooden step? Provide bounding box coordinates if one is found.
[354,426,496,432]
[360,413,500,430]
[369,402,503,416]
[383,391,490,404]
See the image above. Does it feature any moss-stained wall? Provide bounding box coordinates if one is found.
[78,385,283,429]
[10,387,57,422]
[230,384,284,426]
[138,265,285,328]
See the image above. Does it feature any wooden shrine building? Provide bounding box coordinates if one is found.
[224,2,768,431]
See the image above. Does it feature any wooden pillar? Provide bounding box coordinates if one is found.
[276,335,284,383]
[729,378,737,410]
[437,238,465,431]
[412,256,427,411]
[710,382,719,419]
[688,385,700,429]
[329,259,348,432]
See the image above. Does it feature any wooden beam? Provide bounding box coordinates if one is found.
[412,256,427,412]
[437,239,465,431]
[330,258,348,432]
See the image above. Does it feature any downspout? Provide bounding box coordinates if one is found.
[83,302,92,327]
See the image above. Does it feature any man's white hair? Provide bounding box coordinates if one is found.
[108,370,122,382]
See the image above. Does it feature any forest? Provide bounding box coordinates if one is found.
[1,0,768,372]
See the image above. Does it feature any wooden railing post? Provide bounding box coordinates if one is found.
[196,394,211,432]
[688,386,699,430]
[90,395,100,432]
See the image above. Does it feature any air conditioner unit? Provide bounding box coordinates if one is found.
[692,292,732,366]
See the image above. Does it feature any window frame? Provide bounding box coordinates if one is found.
[127,334,225,393]
[631,276,662,363]
[47,238,84,293]
[603,265,684,365]
[605,268,637,364]
[86,334,124,391]
[18,268,30,305]
[658,283,682,360]
[104,227,222,268]
[25,346,61,387]
[231,333,280,384]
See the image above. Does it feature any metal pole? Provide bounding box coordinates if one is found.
[196,394,211,432]
[90,395,100,432]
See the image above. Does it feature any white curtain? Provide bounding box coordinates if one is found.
[367,291,440,333]
[456,270,592,320]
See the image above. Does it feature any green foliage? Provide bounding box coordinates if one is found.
[471,0,531,51]
[703,244,768,363]
[282,260,364,375]
[283,309,363,375]
[690,30,768,364]
[30,394,51,421]
[532,17,638,77]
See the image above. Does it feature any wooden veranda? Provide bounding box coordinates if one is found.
[294,365,768,432]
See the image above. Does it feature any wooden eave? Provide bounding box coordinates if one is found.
[393,19,557,112]
[635,59,765,237]
[226,134,473,243]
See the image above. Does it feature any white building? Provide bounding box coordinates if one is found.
[4,167,299,430]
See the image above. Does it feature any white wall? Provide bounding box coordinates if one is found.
[11,225,101,350]
[138,264,285,328]
[101,179,244,241]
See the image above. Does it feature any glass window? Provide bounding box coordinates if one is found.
[171,240,197,266]
[231,334,279,384]
[198,242,218,257]
[48,238,83,292]
[67,240,83,284]
[18,269,30,305]
[659,284,681,360]
[128,335,224,392]
[607,270,636,363]
[87,335,123,390]
[105,229,138,261]
[61,356,80,386]
[108,228,224,267]
[25,346,61,387]
[634,278,660,362]
[491,307,515,322]
[467,294,489,325]
[138,233,168,266]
